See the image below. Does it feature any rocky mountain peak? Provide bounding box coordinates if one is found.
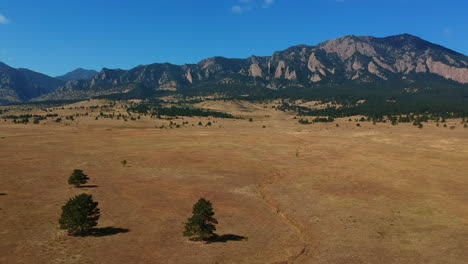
[55,68,98,82]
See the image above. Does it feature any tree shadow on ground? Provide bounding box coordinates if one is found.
[78,185,98,189]
[86,227,130,237]
[207,234,248,243]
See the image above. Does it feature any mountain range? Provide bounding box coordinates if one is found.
[1,33,467,104]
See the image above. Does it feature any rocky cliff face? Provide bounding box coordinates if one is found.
[4,33,468,103]
[313,34,468,83]
[246,34,468,86]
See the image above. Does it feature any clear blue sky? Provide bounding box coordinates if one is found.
[1,0,467,76]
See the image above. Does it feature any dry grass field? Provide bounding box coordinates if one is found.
[1,100,468,263]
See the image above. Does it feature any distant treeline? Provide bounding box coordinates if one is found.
[2,113,61,124]
[5,99,80,107]
[127,101,234,119]
[2,113,59,119]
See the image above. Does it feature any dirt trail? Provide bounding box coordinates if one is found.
[257,170,313,263]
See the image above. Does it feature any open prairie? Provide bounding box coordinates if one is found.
[1,101,468,263]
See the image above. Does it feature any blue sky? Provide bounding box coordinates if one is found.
[1,0,467,76]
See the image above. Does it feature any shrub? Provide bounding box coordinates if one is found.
[298,119,311,125]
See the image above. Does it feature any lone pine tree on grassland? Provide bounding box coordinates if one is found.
[68,169,89,187]
[59,193,100,236]
[183,198,218,241]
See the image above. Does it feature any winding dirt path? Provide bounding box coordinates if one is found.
[256,170,313,263]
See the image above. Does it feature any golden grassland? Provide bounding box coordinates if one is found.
[1,100,467,263]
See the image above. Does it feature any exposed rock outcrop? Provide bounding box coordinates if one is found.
[320,36,377,59]
[275,61,286,78]
[426,57,468,83]
[249,64,263,78]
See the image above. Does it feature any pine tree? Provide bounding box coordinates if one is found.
[183,198,218,241]
[68,169,89,187]
[59,193,100,236]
